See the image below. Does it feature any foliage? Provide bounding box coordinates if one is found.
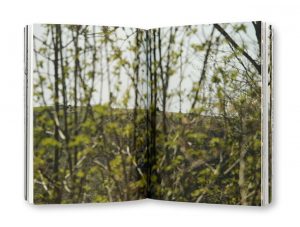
[33,22,262,205]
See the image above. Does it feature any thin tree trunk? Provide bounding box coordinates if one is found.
[145,30,151,197]
[51,25,61,203]
[133,29,140,154]
[148,30,158,197]
[103,27,112,107]
[252,21,261,57]
[99,43,104,105]
[57,25,72,181]
[238,112,248,205]
[191,27,215,109]
[72,26,80,167]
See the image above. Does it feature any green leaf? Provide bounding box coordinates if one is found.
[191,43,205,52]
[76,170,85,178]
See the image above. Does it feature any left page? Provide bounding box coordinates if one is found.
[28,24,148,204]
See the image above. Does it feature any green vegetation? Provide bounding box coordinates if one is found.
[34,106,147,203]
[33,22,263,205]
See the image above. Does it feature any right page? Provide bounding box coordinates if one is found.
[147,22,265,205]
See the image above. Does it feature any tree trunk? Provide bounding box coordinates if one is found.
[51,25,61,203]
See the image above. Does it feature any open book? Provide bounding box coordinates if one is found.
[24,22,273,206]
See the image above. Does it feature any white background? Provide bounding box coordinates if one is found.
[0,0,299,226]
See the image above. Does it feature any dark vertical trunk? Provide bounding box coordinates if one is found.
[152,29,157,160]
[151,30,158,197]
[157,28,167,135]
[87,26,97,117]
[161,28,172,138]
[51,25,61,203]
[103,27,112,108]
[178,39,184,113]
[82,29,96,123]
[147,30,158,197]
[191,27,215,110]
[158,28,177,167]
[133,29,140,155]
[145,30,151,197]
[99,43,104,105]
[252,21,261,57]
[73,26,80,167]
[57,25,72,180]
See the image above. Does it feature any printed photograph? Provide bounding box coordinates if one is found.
[32,22,263,205]
[33,25,148,204]
[147,22,262,205]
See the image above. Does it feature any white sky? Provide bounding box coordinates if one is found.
[32,22,259,113]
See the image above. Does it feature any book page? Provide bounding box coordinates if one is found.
[267,24,273,204]
[31,24,148,204]
[147,22,263,205]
